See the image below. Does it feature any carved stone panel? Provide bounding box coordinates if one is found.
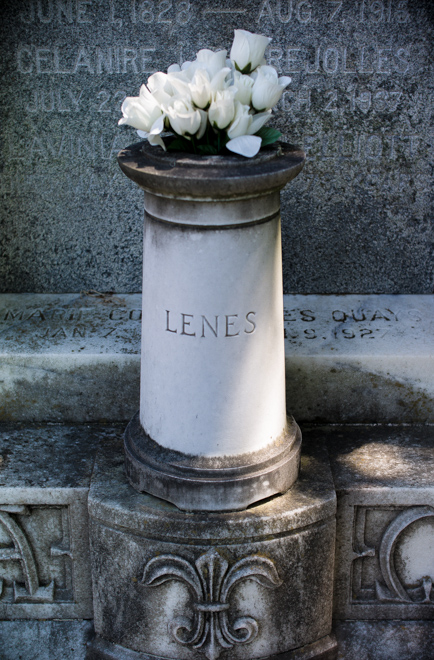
[0,423,103,619]
[334,502,434,619]
[141,548,282,660]
[0,499,92,619]
[324,424,434,620]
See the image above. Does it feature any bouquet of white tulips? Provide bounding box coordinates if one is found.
[118,30,291,158]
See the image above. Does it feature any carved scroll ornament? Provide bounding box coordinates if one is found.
[375,506,434,604]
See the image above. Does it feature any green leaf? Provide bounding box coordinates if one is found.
[234,61,252,75]
[166,137,192,152]
[197,144,219,155]
[254,127,282,147]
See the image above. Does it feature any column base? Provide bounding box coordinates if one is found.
[88,434,336,660]
[87,634,338,660]
[124,412,302,511]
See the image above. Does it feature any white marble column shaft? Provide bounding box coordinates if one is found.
[140,192,287,457]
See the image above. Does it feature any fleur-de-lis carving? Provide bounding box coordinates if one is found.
[141,548,282,660]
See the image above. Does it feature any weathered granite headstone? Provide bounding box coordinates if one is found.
[0,0,432,293]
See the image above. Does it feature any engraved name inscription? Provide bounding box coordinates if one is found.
[0,303,425,346]
[272,45,410,75]
[17,45,157,75]
[0,307,141,322]
[165,310,257,338]
[0,304,142,343]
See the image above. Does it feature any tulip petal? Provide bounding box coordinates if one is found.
[137,129,166,150]
[231,30,271,74]
[148,133,166,150]
[149,115,165,135]
[248,110,272,135]
[230,31,250,72]
[196,109,208,140]
[226,135,262,158]
[278,76,292,88]
[258,65,278,79]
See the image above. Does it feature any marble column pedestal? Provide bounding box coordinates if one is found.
[86,435,337,660]
[118,142,305,511]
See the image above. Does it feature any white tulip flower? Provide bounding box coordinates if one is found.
[227,102,252,139]
[208,89,236,130]
[118,85,163,132]
[189,69,211,109]
[196,48,228,78]
[230,30,271,74]
[119,31,288,157]
[189,67,230,109]
[248,109,272,135]
[137,114,166,150]
[165,98,202,138]
[251,66,291,112]
[166,74,192,101]
[233,71,255,106]
[196,109,208,140]
[147,72,172,94]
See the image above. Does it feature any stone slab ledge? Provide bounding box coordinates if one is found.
[0,293,432,423]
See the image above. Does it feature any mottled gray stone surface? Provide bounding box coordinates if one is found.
[313,425,434,621]
[0,423,117,619]
[284,293,434,423]
[1,618,431,659]
[0,1,432,294]
[88,634,338,660]
[88,433,336,659]
[1,293,432,423]
[334,621,434,660]
[0,620,94,660]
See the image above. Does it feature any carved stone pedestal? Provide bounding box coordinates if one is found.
[87,435,337,660]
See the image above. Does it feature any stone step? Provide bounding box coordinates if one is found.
[0,422,432,659]
[1,293,433,423]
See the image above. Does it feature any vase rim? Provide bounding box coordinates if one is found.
[118,140,306,201]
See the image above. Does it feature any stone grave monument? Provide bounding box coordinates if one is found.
[84,133,340,660]
[0,1,433,659]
